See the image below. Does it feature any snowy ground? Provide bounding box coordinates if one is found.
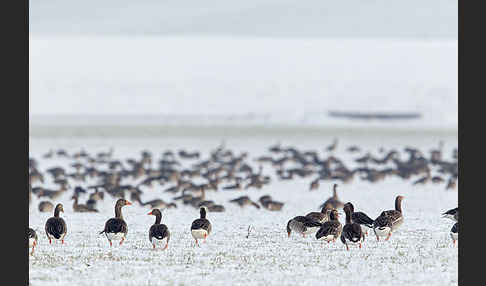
[29,133,458,286]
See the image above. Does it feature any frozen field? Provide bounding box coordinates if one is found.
[29,131,458,286]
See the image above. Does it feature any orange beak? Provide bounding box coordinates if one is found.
[147,211,152,215]
[126,201,132,206]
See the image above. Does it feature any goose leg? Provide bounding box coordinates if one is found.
[346,243,349,251]
[119,237,125,246]
[163,243,168,250]
[203,234,207,243]
[153,243,156,249]
[109,240,112,247]
[359,243,362,249]
[385,232,391,241]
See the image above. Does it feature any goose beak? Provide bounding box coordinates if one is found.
[126,201,132,206]
[147,211,152,215]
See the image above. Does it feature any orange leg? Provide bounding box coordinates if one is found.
[163,243,168,250]
[203,234,207,243]
[109,240,112,247]
[359,243,362,249]
[385,232,391,241]
[119,237,125,246]
[195,239,200,247]
[49,239,52,244]
[376,235,379,241]
[346,244,350,251]
[153,243,156,249]
[61,240,64,244]
[303,234,306,238]
[453,240,456,247]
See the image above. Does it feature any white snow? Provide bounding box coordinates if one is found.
[29,134,458,285]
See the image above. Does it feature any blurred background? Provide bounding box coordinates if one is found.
[29,0,457,138]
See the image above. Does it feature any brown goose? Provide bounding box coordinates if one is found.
[100,199,132,246]
[287,216,322,238]
[229,196,260,209]
[309,178,320,191]
[315,209,342,243]
[45,203,67,244]
[341,203,365,250]
[28,228,38,255]
[191,206,212,247]
[305,205,332,223]
[148,209,170,250]
[71,195,98,212]
[319,184,344,210]
[259,195,284,211]
[373,195,404,241]
[38,201,54,212]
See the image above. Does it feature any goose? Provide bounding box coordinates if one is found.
[148,209,170,250]
[28,228,38,255]
[229,196,260,209]
[100,199,131,246]
[71,195,98,212]
[315,209,342,242]
[309,178,320,191]
[450,222,458,246]
[442,207,458,222]
[38,201,54,212]
[305,205,332,223]
[373,195,404,241]
[343,202,374,236]
[287,216,322,238]
[259,196,284,211]
[319,184,344,210]
[191,206,212,247]
[45,203,67,244]
[341,203,365,250]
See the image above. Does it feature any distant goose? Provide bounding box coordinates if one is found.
[442,207,458,222]
[38,201,54,212]
[45,203,67,244]
[344,202,374,236]
[286,216,322,238]
[72,195,98,212]
[100,199,131,246]
[315,209,342,243]
[148,209,170,250]
[28,228,38,255]
[191,206,212,247]
[229,196,260,209]
[450,222,458,246]
[373,195,405,241]
[341,203,365,250]
[309,178,320,191]
[319,184,344,210]
[305,205,332,223]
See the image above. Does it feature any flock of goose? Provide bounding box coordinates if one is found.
[28,141,458,255]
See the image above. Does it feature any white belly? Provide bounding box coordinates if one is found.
[151,237,168,247]
[191,229,208,239]
[29,238,36,248]
[374,226,391,237]
[106,232,126,241]
[47,233,65,241]
[317,234,335,242]
[450,232,458,241]
[360,224,371,234]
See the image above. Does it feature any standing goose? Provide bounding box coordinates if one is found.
[191,206,212,247]
[28,228,38,255]
[442,207,458,222]
[373,195,405,241]
[306,205,333,223]
[287,216,322,238]
[100,199,131,246]
[344,202,374,236]
[450,222,458,246]
[45,203,67,244]
[315,209,342,243]
[341,203,365,250]
[148,209,170,250]
[319,184,344,210]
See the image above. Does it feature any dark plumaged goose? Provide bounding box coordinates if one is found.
[148,209,170,250]
[28,228,38,255]
[344,202,374,236]
[45,203,67,244]
[450,222,458,246]
[309,178,320,191]
[287,216,322,238]
[442,207,458,222]
[229,196,260,209]
[373,195,404,241]
[207,204,226,212]
[315,209,342,243]
[191,206,212,247]
[319,184,344,210]
[341,203,365,250]
[38,201,54,212]
[100,199,131,246]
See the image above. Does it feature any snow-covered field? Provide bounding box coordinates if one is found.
[29,133,458,286]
